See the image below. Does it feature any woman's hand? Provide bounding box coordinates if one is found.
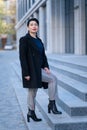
[44,67,50,74]
[24,76,30,80]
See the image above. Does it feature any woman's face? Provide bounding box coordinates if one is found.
[27,21,39,34]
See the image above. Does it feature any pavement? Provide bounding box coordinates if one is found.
[0,50,51,130]
[0,50,28,130]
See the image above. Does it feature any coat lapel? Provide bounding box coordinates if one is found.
[25,33,41,53]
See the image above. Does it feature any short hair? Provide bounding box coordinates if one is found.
[27,18,39,26]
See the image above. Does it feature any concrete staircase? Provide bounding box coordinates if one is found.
[12,54,87,130]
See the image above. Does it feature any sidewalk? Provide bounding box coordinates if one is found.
[0,50,51,130]
[0,50,28,130]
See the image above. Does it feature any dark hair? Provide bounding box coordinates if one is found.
[27,18,39,26]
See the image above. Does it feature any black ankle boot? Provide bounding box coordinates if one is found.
[48,100,62,114]
[27,109,42,122]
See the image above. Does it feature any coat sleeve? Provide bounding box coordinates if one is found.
[19,37,29,76]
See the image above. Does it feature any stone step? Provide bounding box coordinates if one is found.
[57,86,87,116]
[49,61,87,84]
[45,84,87,116]
[13,61,87,116]
[48,54,87,72]
[48,58,87,72]
[52,70,87,101]
[12,61,87,130]
[36,89,87,130]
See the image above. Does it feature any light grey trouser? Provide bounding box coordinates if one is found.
[27,69,57,110]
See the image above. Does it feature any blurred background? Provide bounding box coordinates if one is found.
[0,0,87,55]
[0,0,16,50]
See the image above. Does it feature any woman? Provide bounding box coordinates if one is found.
[19,18,62,122]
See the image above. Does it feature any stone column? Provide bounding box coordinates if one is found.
[74,0,86,54]
[21,0,24,17]
[54,0,65,53]
[46,0,65,53]
[39,7,45,43]
[23,0,26,14]
[27,0,29,11]
[46,0,54,53]
[18,0,20,20]
[54,0,60,53]
[30,0,32,6]
[59,0,65,53]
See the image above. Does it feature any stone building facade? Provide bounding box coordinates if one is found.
[16,0,87,55]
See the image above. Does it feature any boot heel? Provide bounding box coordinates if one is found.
[27,114,30,122]
[48,107,51,113]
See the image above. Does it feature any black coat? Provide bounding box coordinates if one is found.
[19,33,49,89]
